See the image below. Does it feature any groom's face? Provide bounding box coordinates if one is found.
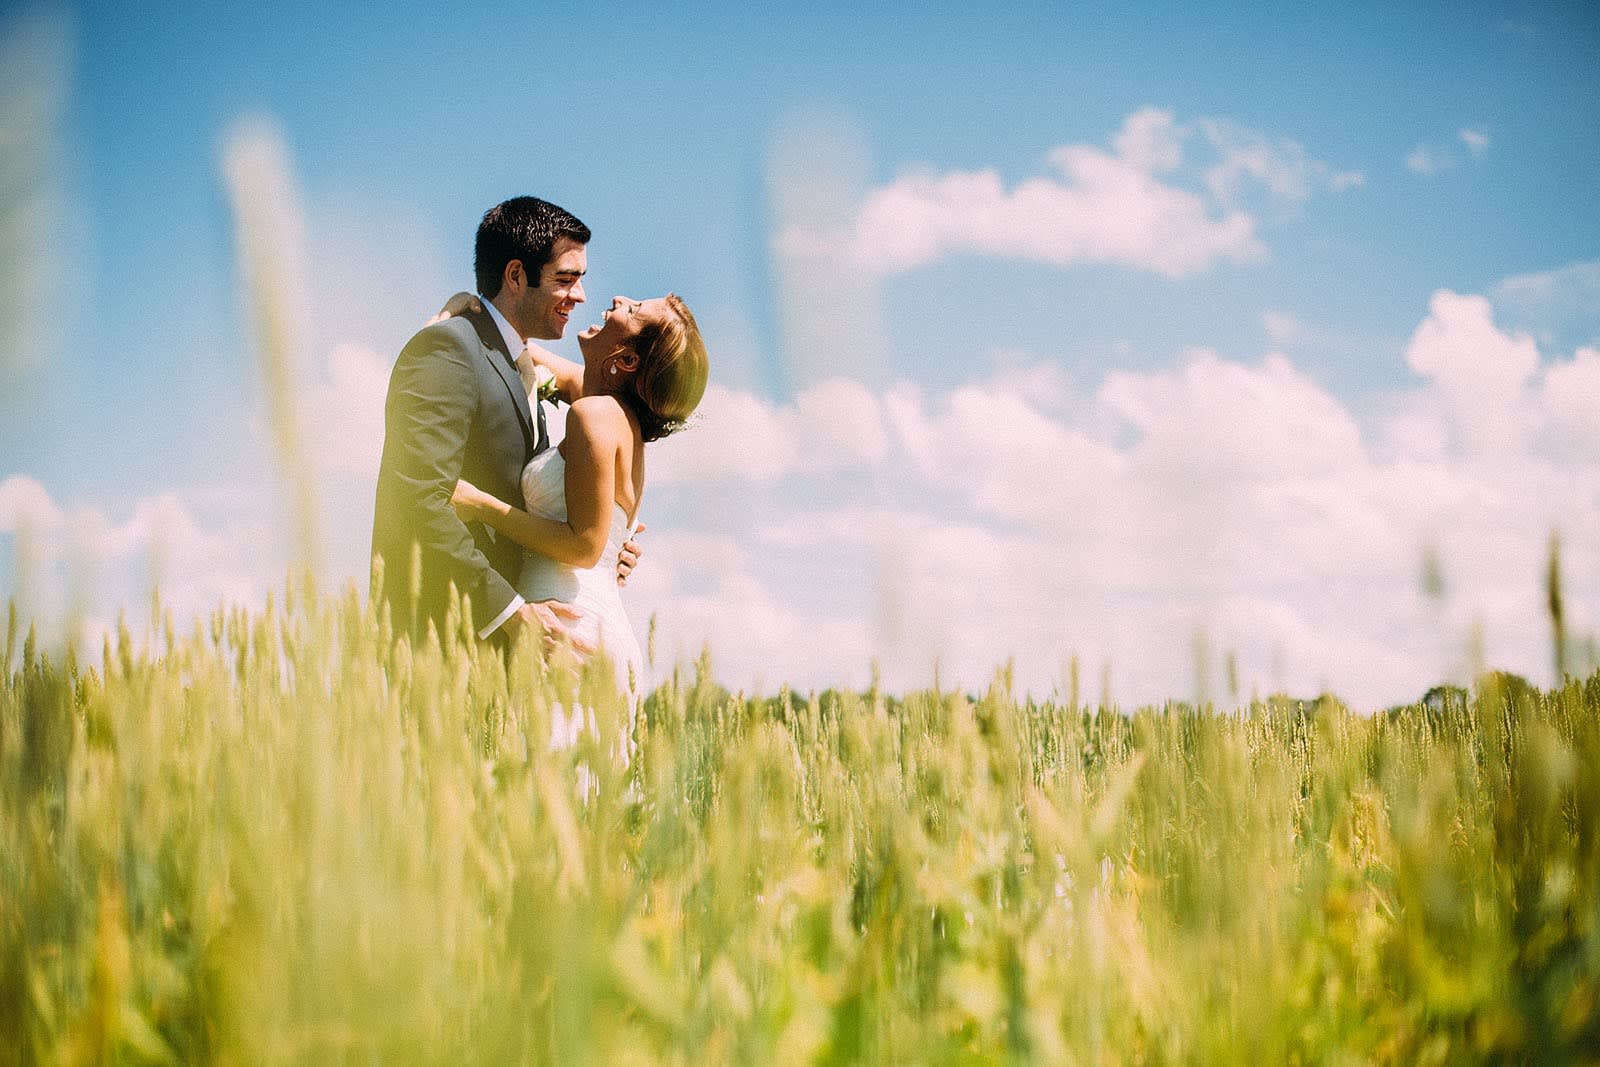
[513,237,588,341]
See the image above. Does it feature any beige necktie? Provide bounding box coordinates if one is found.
[513,347,538,399]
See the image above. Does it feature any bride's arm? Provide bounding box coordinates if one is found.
[452,399,621,569]
[522,342,584,403]
[432,291,585,401]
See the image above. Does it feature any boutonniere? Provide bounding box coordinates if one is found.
[532,364,562,407]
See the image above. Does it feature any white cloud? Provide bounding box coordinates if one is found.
[1103,350,1365,481]
[1407,128,1489,176]
[1194,116,1363,208]
[1406,145,1449,175]
[0,476,237,569]
[634,288,1598,707]
[1261,310,1304,344]
[836,108,1357,278]
[636,561,875,695]
[237,335,391,591]
[1540,346,1600,458]
[10,283,1597,711]
[300,342,391,477]
[1,475,273,648]
[885,379,1126,529]
[848,154,1261,278]
[1111,106,1185,172]
[650,378,888,485]
[1459,127,1490,157]
[0,475,63,537]
[1405,290,1539,456]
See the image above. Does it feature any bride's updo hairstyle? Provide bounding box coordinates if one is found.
[624,293,708,442]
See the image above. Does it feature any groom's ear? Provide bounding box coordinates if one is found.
[502,258,529,294]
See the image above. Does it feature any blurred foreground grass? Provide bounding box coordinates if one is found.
[2,587,1598,1065]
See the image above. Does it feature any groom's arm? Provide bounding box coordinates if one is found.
[384,326,520,633]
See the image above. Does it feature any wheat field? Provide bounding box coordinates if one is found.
[2,582,1598,1065]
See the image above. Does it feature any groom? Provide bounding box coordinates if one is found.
[371,196,628,646]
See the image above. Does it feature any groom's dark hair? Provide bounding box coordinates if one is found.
[475,197,591,299]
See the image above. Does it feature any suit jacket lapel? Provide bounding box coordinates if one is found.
[464,305,540,455]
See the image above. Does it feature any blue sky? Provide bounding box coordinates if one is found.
[3,1,1599,706]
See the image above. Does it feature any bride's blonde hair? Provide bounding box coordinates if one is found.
[626,293,708,442]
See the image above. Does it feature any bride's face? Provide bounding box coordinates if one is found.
[577,295,669,359]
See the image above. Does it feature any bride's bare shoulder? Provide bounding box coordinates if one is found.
[565,395,631,446]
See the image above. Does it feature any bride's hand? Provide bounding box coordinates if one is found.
[451,478,489,521]
[427,291,483,326]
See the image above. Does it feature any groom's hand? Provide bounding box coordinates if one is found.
[616,522,645,587]
[507,600,595,656]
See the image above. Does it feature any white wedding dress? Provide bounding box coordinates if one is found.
[515,409,645,711]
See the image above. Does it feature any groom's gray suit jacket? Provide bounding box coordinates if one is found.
[371,304,547,639]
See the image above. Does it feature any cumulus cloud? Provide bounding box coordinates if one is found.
[1406,145,1450,175]
[627,288,1598,708]
[1405,290,1540,455]
[832,107,1356,278]
[0,476,238,571]
[655,569,874,695]
[1261,310,1304,344]
[621,526,874,692]
[884,379,1125,529]
[300,342,391,477]
[1,475,273,648]
[1194,116,1365,208]
[9,283,1596,710]
[849,153,1261,278]
[1407,127,1490,176]
[650,378,888,485]
[1539,346,1600,457]
[238,335,391,590]
[1102,351,1365,482]
[0,475,62,538]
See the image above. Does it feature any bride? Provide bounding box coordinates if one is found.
[440,290,708,704]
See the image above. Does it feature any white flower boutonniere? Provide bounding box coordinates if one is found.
[532,364,562,407]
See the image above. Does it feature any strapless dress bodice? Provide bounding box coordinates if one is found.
[517,429,644,700]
